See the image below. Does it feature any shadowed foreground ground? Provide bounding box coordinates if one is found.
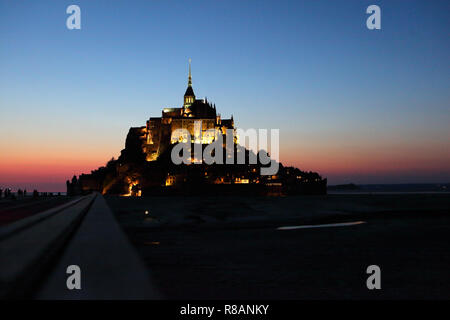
[106,194,450,299]
[0,197,72,226]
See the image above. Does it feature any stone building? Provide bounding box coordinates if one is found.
[67,61,327,196]
[125,60,235,162]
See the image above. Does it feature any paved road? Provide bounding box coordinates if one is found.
[120,212,450,299]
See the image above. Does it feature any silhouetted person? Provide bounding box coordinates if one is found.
[18,189,23,197]
[24,189,27,197]
[33,189,39,198]
[67,175,81,196]
[0,188,3,198]
[66,180,72,196]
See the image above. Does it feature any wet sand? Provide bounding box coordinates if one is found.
[106,193,450,299]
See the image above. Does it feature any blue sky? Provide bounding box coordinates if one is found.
[0,0,449,190]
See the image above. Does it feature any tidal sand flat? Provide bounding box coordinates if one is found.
[106,193,450,299]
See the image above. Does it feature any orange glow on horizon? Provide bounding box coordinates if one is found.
[1,131,449,191]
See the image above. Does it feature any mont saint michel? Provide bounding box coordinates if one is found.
[66,62,326,196]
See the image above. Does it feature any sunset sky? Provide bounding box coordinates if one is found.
[1,0,449,191]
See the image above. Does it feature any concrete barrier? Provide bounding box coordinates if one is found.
[36,193,161,299]
[0,194,96,298]
[0,196,85,241]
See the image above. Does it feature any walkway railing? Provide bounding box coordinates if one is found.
[0,193,160,299]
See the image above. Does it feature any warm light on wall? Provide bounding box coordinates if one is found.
[121,178,141,197]
[165,175,175,186]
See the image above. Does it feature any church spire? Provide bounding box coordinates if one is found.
[184,58,195,109]
[188,58,192,87]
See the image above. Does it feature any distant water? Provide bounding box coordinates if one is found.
[328,183,449,194]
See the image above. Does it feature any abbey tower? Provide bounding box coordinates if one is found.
[123,60,235,162]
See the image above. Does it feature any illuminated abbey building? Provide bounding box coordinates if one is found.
[127,60,235,163]
[67,61,327,196]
